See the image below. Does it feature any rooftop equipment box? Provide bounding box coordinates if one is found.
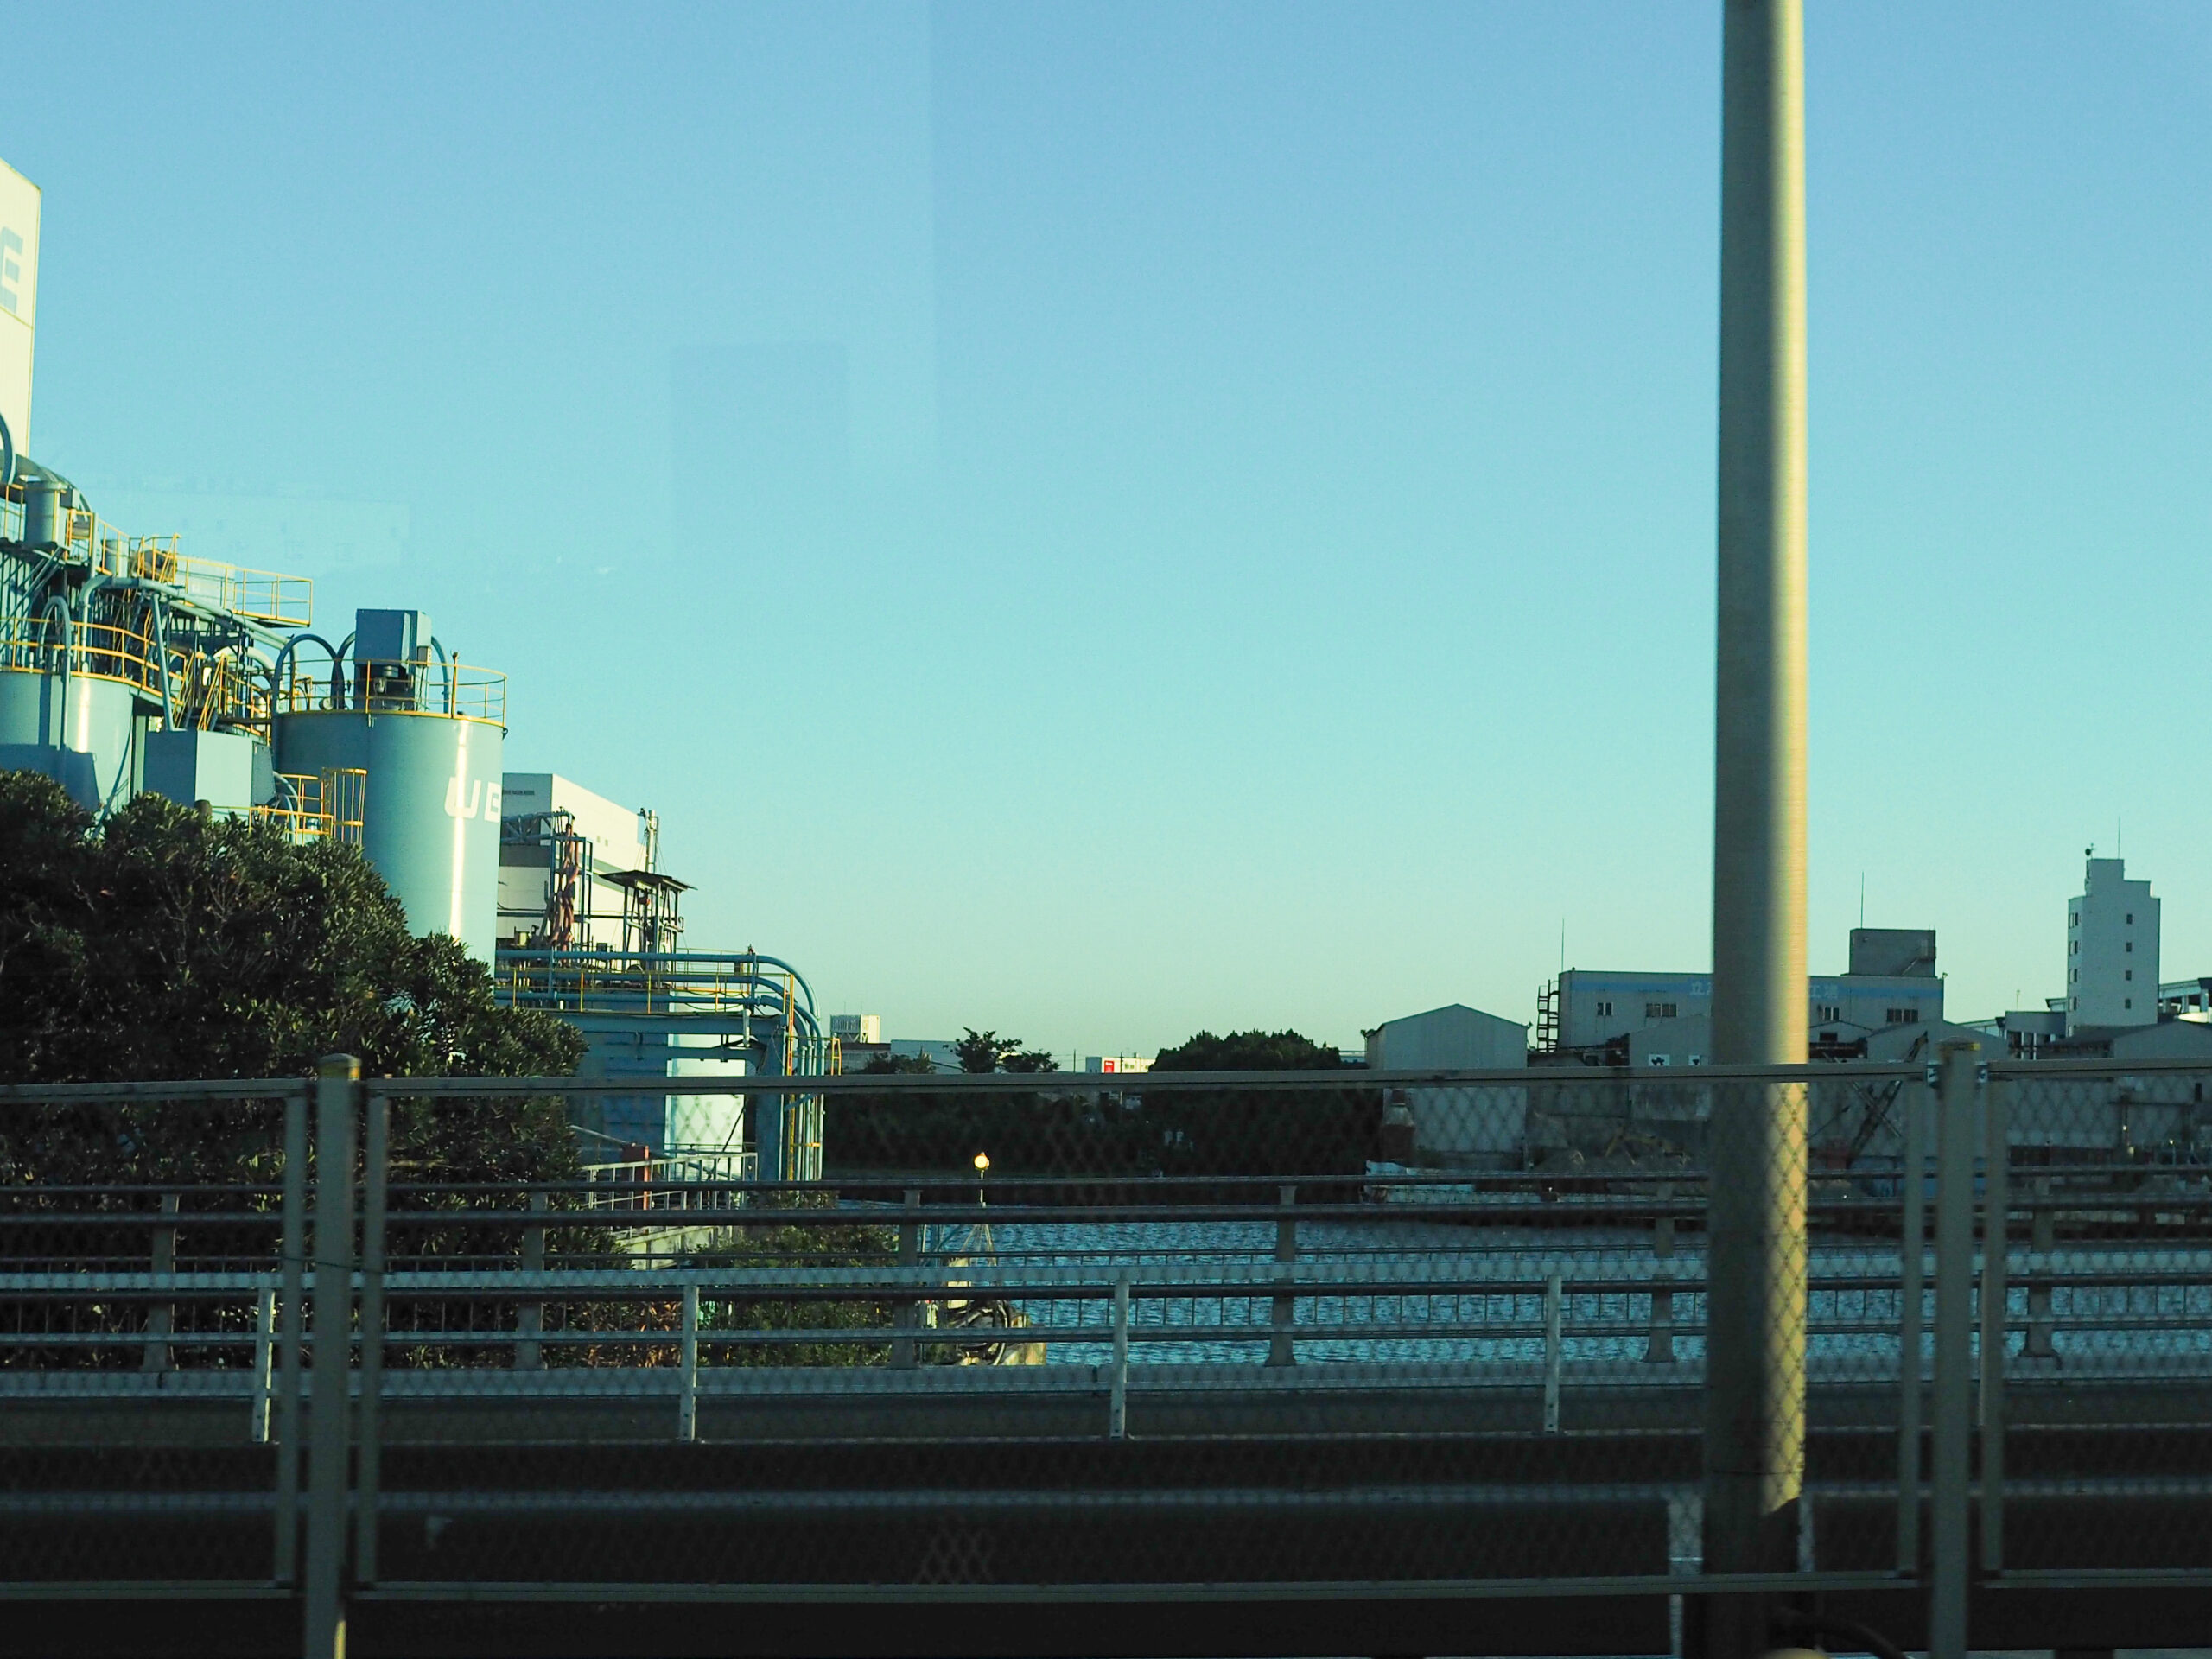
[144,728,271,816]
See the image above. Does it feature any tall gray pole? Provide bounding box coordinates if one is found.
[1703,0,1808,1652]
[304,1054,358,1659]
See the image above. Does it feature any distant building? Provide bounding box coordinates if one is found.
[835,1034,961,1072]
[1998,1003,2069,1059]
[2161,979,2212,1023]
[1085,1056,1151,1075]
[1541,927,1943,1059]
[1363,1004,1528,1071]
[2066,856,2157,1032]
[1363,1003,1529,1165]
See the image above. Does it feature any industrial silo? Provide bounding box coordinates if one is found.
[0,662,142,810]
[273,609,505,959]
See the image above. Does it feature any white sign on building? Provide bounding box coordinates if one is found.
[0,156,39,467]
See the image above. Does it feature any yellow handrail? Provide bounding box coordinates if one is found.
[251,767,366,844]
[274,661,505,725]
[0,617,271,731]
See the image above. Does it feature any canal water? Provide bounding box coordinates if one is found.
[922,1215,2212,1370]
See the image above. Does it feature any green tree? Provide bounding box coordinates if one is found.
[1145,1027,1374,1179]
[0,771,583,1186]
[825,1031,1090,1176]
[954,1027,1020,1073]
[1151,1029,1344,1073]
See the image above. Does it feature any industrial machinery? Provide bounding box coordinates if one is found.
[0,456,312,817]
[493,772,828,1178]
[3,151,826,1186]
[498,945,830,1179]
[270,613,506,959]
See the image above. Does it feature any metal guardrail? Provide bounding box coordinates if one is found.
[274,661,505,725]
[3,1058,2212,1653]
[0,614,272,730]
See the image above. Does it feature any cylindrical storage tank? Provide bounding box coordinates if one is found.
[20,480,67,550]
[275,705,504,959]
[0,670,143,810]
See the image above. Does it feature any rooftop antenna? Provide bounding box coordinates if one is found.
[1559,919,1566,976]
[1859,872,1865,928]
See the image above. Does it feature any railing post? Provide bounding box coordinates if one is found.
[2025,1173,2056,1360]
[678,1281,700,1442]
[1542,1271,1564,1433]
[1896,1070,1929,1577]
[1109,1268,1131,1441]
[304,1054,359,1659]
[893,1189,922,1370]
[143,1191,179,1372]
[1979,1076,2008,1576]
[251,1283,277,1444]
[517,1190,546,1370]
[355,1091,389,1587]
[274,1086,308,1586]
[1929,1043,1980,1659]
[1646,1182,1676,1364]
[1268,1185,1297,1368]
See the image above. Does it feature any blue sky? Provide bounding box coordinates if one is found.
[4,3,2209,1058]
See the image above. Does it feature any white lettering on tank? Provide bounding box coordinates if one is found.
[444,775,484,820]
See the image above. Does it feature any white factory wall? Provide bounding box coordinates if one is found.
[1365,1003,1528,1071]
[1365,1003,1528,1160]
[502,772,648,874]
[1559,967,1942,1051]
[0,156,39,457]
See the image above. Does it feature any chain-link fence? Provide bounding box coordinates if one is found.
[6,1053,2212,1652]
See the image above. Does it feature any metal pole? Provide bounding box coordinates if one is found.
[355,1092,388,1586]
[893,1189,921,1370]
[303,1054,358,1659]
[1542,1271,1564,1434]
[1109,1268,1131,1442]
[1268,1185,1297,1369]
[1979,1077,2008,1575]
[1896,1072,1929,1576]
[143,1191,178,1372]
[252,1284,277,1445]
[518,1189,546,1370]
[1702,3,1809,1651]
[678,1281,700,1442]
[1929,1043,1980,1659]
[2025,1174,2056,1360]
[1647,1181,1677,1364]
[274,1086,308,1586]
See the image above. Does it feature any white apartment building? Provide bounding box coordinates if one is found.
[2067,856,2158,1031]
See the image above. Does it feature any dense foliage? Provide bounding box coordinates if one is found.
[822,1023,1377,1183]
[1145,1027,1376,1179]
[0,769,583,1185]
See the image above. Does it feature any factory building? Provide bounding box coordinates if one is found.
[1363,1004,1527,1071]
[0,153,827,1178]
[498,772,677,953]
[2066,855,2158,1032]
[491,773,827,1173]
[1364,1003,1529,1164]
[1537,927,1943,1062]
[270,611,506,958]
